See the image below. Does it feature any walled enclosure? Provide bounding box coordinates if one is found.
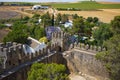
[63,43,109,80]
[0,31,110,80]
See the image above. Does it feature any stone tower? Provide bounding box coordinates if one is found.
[51,31,70,51]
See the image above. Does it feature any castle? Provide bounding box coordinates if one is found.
[0,31,108,80]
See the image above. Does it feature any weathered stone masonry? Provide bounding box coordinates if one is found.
[0,31,110,80]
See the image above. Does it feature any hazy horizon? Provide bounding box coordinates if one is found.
[0,0,120,2]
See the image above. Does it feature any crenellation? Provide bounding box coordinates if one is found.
[93,45,97,51]
[25,52,29,61]
[18,44,22,49]
[80,43,85,50]
[85,44,89,50]
[77,42,81,47]
[0,47,3,52]
[13,45,17,51]
[74,42,77,48]
[61,31,64,38]
[40,48,44,57]
[69,41,107,53]
[30,53,34,60]
[98,46,102,52]
[58,32,60,38]
[69,43,74,50]
[6,42,13,47]
[13,42,17,46]
[35,51,38,57]
[90,45,94,50]
[39,49,41,55]
[0,43,4,47]
[9,46,14,54]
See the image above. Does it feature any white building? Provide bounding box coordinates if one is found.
[64,20,73,28]
[32,5,42,10]
[32,5,49,10]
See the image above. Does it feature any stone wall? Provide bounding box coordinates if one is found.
[1,51,67,80]
[63,47,109,80]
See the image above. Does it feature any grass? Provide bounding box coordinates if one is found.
[3,1,120,10]
[43,1,120,9]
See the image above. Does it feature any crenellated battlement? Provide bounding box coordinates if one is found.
[0,31,107,79]
[0,41,60,73]
[51,31,69,39]
[69,42,106,53]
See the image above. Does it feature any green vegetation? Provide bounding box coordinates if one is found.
[92,23,113,45]
[50,1,120,10]
[27,63,68,80]
[39,37,48,43]
[3,15,46,44]
[3,22,29,44]
[2,1,120,10]
[0,24,7,29]
[96,16,120,80]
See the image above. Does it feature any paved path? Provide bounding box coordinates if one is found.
[0,51,56,80]
[69,74,86,80]
[73,49,96,55]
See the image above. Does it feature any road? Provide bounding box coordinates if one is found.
[0,51,56,80]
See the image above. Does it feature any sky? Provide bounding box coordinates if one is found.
[0,0,120,2]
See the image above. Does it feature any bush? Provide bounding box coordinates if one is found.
[27,63,68,80]
[0,24,6,29]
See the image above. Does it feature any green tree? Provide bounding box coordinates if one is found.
[3,30,28,44]
[23,16,30,21]
[32,14,40,18]
[96,34,120,80]
[93,17,99,23]
[86,17,93,23]
[72,17,84,34]
[3,23,28,44]
[92,23,113,45]
[111,16,120,34]
[61,14,68,24]
[27,63,68,80]
[41,12,52,27]
[72,14,79,19]
[84,21,93,36]
[34,26,45,40]
[96,16,120,80]
[55,13,62,25]
[0,2,4,6]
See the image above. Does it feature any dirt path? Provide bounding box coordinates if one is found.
[69,74,86,80]
[0,6,33,18]
[14,10,33,17]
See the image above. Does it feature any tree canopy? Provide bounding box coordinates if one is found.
[92,23,113,45]
[27,63,68,80]
[96,16,120,80]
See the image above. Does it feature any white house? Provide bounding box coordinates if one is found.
[64,20,73,28]
[32,5,49,10]
[32,5,42,10]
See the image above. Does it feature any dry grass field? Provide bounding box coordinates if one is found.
[98,1,120,4]
[0,5,120,23]
[58,9,120,23]
[0,6,33,18]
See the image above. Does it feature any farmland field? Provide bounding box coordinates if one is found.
[43,1,120,9]
[0,6,33,18]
